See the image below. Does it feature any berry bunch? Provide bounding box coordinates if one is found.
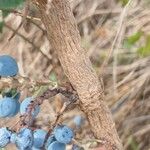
[0,55,83,150]
[0,125,77,149]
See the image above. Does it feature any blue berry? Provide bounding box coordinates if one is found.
[0,97,19,118]
[73,115,83,128]
[0,55,18,77]
[33,129,47,148]
[48,141,66,150]
[54,125,74,144]
[10,133,17,144]
[20,97,40,118]
[0,127,12,147]
[32,147,41,150]
[15,128,33,150]
[45,135,56,149]
[12,100,20,116]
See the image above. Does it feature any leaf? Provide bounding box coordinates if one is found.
[1,88,17,97]
[0,0,24,9]
[49,72,57,82]
[127,136,139,150]
[124,31,143,49]
[119,0,129,6]
[33,86,49,97]
[2,10,10,18]
[0,21,4,33]
[137,35,150,57]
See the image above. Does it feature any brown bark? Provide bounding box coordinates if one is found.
[32,0,123,149]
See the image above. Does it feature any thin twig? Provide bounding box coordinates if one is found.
[4,23,50,60]
[9,0,30,41]
[43,91,78,146]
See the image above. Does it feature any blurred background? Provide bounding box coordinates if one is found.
[0,0,150,149]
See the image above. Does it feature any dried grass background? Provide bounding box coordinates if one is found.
[0,0,150,149]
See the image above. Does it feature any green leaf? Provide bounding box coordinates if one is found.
[137,35,150,57]
[124,31,143,49]
[1,88,17,97]
[49,72,57,82]
[2,10,10,18]
[119,0,129,6]
[127,31,143,44]
[127,136,139,150]
[33,86,49,98]
[0,21,4,33]
[0,0,24,9]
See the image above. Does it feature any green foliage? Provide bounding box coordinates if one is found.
[127,136,139,150]
[123,31,150,57]
[49,72,57,82]
[137,35,150,57]
[2,10,10,18]
[123,31,143,49]
[118,0,129,6]
[1,88,17,98]
[33,86,49,97]
[0,21,4,33]
[0,0,24,9]
[0,0,24,33]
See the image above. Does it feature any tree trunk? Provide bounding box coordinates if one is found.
[32,0,123,149]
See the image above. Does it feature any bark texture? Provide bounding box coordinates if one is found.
[33,0,123,149]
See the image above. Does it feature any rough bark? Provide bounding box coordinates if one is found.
[32,0,123,149]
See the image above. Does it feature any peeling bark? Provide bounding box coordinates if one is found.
[32,0,123,149]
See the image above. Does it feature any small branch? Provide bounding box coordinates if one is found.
[0,8,45,33]
[19,87,78,127]
[4,23,49,60]
[0,75,55,90]
[8,0,30,41]
[43,89,78,146]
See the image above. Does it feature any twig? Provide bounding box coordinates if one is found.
[8,0,30,41]
[0,8,40,21]
[0,75,55,91]
[43,90,78,146]
[4,23,49,60]
[19,87,78,127]
[0,8,45,34]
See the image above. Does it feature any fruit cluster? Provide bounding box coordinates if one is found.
[0,55,83,150]
[0,125,75,150]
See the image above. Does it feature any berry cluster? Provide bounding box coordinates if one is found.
[0,55,83,150]
[0,125,75,149]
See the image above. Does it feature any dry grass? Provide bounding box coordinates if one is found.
[0,0,150,149]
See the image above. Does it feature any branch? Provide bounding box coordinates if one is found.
[32,0,123,149]
[4,23,50,60]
